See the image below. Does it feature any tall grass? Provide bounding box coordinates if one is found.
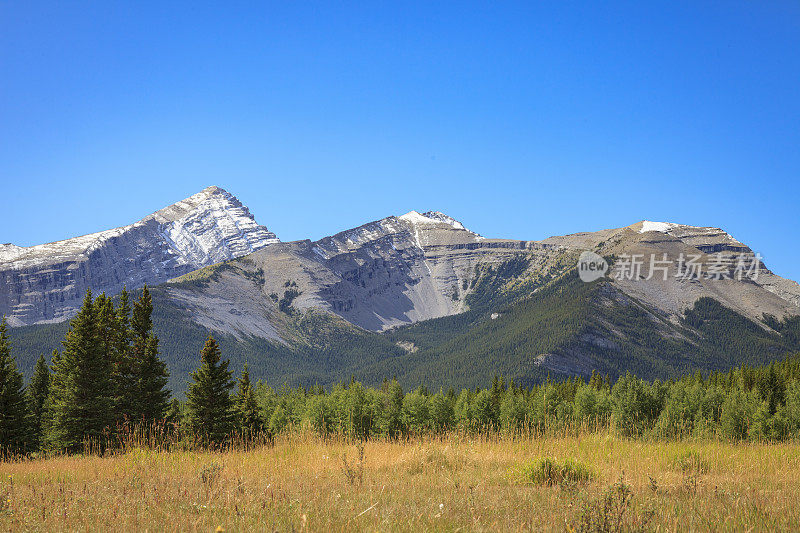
[2,430,800,531]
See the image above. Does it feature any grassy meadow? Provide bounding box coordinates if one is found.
[2,432,800,532]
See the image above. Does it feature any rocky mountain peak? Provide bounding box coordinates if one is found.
[398,210,480,236]
[151,186,279,265]
[0,186,279,325]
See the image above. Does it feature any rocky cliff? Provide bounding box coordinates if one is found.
[0,186,278,325]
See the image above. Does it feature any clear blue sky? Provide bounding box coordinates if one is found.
[2,2,799,280]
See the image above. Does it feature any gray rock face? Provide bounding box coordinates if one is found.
[162,210,570,338]
[151,214,800,342]
[0,186,279,325]
[619,220,800,322]
[4,188,800,347]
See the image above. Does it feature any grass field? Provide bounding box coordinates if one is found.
[2,432,799,532]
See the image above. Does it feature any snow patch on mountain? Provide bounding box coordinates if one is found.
[0,244,25,263]
[639,220,743,244]
[399,210,476,233]
[639,221,680,234]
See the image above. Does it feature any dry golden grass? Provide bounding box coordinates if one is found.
[2,431,800,532]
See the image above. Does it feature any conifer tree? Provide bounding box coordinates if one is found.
[234,363,263,438]
[95,293,117,364]
[41,350,61,451]
[110,287,137,422]
[138,334,171,425]
[103,286,170,426]
[186,335,235,445]
[115,287,133,356]
[26,353,51,452]
[0,317,28,455]
[166,398,182,426]
[47,290,115,453]
[129,286,170,424]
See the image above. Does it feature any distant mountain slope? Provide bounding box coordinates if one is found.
[0,186,278,325]
[380,271,800,390]
[158,210,555,339]
[9,262,799,395]
[4,187,800,392]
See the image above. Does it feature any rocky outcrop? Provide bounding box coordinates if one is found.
[0,186,278,325]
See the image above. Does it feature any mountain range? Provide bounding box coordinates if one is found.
[5,186,800,392]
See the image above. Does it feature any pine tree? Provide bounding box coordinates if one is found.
[129,286,170,425]
[111,287,137,423]
[47,290,115,453]
[95,294,117,365]
[234,363,263,438]
[0,317,28,455]
[186,335,235,446]
[41,350,61,451]
[26,353,51,452]
[138,335,170,425]
[166,398,182,426]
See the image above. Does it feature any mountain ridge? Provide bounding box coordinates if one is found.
[4,186,800,393]
[4,186,800,331]
[0,186,278,325]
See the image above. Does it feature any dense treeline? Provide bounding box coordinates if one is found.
[3,286,800,457]
[247,353,800,442]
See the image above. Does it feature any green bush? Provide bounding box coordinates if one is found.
[670,450,710,474]
[512,457,593,486]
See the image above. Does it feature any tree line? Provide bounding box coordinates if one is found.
[2,288,800,457]
[250,356,800,442]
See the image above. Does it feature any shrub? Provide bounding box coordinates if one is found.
[511,457,593,486]
[341,443,365,486]
[670,450,710,474]
[571,477,654,532]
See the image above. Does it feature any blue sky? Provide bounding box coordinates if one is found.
[2,2,799,280]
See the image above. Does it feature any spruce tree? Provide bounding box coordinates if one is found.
[41,350,61,451]
[234,363,263,438]
[186,335,235,445]
[110,288,136,423]
[165,398,182,426]
[0,317,28,455]
[26,353,51,452]
[138,334,170,425]
[115,287,133,356]
[48,290,115,453]
[129,286,170,424]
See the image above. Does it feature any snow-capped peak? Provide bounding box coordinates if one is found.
[0,243,25,263]
[399,210,467,230]
[639,221,681,234]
